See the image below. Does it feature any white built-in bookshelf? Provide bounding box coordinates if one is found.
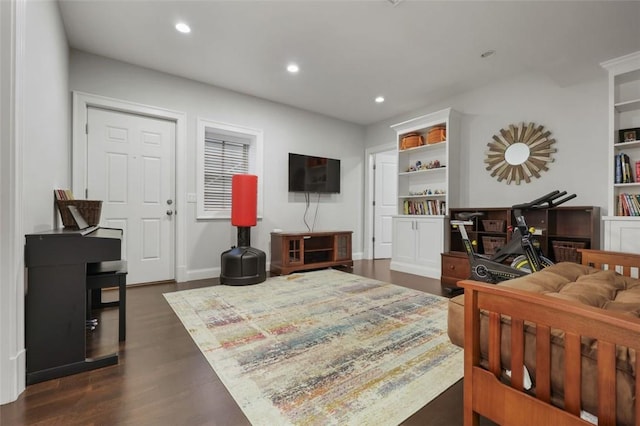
[601,51,640,253]
[389,108,459,278]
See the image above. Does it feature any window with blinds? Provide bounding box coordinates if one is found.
[197,118,263,220]
[204,138,249,210]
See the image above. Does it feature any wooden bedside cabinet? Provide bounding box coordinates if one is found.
[440,251,470,290]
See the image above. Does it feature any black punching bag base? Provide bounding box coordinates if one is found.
[220,246,266,286]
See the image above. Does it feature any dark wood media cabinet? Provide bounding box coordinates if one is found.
[270,231,353,275]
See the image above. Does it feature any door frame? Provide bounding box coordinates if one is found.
[1,0,26,404]
[72,91,188,282]
[363,142,396,260]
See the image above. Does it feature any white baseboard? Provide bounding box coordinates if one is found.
[389,260,441,279]
[185,255,367,283]
[175,265,188,283]
[186,267,221,282]
[1,348,25,405]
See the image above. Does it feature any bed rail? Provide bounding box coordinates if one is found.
[458,278,640,426]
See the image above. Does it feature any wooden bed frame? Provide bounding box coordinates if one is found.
[457,249,640,426]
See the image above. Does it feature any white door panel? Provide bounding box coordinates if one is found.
[87,107,175,284]
[392,217,416,263]
[374,150,397,258]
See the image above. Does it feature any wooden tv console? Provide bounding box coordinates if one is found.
[270,231,353,275]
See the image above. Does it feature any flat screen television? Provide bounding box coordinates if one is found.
[288,153,341,193]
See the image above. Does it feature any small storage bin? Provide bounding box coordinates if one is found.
[482,236,506,256]
[426,126,446,144]
[552,241,586,263]
[482,219,505,233]
[56,200,102,229]
[400,133,424,150]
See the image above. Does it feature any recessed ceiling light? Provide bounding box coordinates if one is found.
[175,22,191,34]
[375,96,385,103]
[287,63,299,74]
[481,50,496,58]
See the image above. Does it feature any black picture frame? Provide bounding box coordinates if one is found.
[619,128,640,143]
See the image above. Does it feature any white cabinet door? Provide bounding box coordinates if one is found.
[392,217,417,264]
[415,217,444,270]
[391,216,445,278]
[604,218,640,254]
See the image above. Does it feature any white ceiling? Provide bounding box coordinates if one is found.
[58,0,640,125]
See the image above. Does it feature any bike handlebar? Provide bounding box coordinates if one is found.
[511,190,576,210]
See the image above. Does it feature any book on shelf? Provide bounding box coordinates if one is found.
[631,194,640,216]
[618,193,640,216]
[402,199,446,215]
[615,153,634,184]
[53,189,74,201]
[622,154,634,183]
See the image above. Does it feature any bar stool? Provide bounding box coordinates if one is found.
[86,260,127,342]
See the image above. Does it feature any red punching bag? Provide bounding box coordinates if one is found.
[231,174,257,227]
[221,173,265,285]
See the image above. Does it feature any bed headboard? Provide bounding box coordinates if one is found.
[578,248,640,278]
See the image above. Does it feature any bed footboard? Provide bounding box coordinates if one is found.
[459,279,640,426]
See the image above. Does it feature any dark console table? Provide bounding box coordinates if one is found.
[24,227,123,385]
[270,231,353,275]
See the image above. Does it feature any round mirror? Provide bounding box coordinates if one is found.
[504,142,530,165]
[484,122,556,185]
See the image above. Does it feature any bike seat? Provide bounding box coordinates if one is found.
[455,212,484,221]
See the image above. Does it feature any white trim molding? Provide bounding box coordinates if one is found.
[71,91,189,282]
[0,0,26,404]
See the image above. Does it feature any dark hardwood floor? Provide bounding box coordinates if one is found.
[1,260,491,425]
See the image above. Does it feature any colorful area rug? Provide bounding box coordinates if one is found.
[164,269,463,425]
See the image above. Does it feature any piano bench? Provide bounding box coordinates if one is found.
[86,260,127,342]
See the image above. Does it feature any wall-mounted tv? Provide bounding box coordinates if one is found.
[288,153,341,194]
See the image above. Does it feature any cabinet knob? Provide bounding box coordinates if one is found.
[449,264,455,270]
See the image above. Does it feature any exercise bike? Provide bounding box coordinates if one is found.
[450,190,576,284]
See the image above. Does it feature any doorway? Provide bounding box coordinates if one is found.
[364,144,397,259]
[72,92,187,284]
[86,107,175,284]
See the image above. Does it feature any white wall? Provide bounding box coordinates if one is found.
[23,1,70,231]
[1,0,69,404]
[366,71,609,214]
[69,51,366,279]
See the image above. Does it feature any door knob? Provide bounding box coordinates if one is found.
[166,210,173,216]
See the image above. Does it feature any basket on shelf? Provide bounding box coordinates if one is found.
[400,133,424,150]
[552,241,586,263]
[426,126,446,144]
[482,219,505,233]
[482,236,506,256]
[56,200,102,229]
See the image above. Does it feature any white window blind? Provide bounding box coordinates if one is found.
[204,138,249,210]
[197,118,263,220]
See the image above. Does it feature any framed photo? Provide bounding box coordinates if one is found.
[619,128,640,143]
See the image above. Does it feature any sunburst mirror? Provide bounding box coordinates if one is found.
[484,122,556,184]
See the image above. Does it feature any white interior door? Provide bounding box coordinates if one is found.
[373,150,397,259]
[87,107,175,284]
